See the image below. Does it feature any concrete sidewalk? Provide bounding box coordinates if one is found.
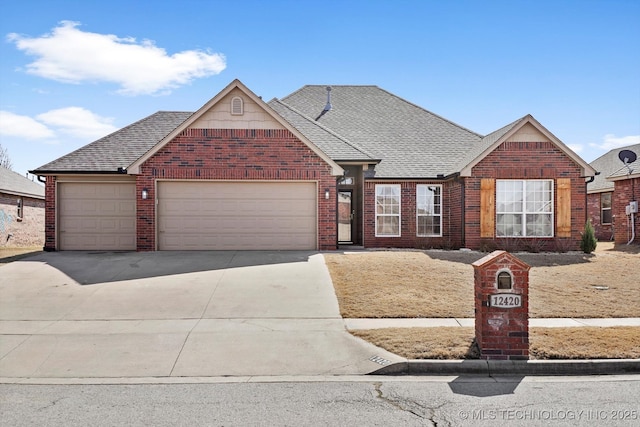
[344,317,640,329]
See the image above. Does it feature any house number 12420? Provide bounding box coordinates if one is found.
[489,294,522,308]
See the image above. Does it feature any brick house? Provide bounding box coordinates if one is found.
[0,166,45,247]
[587,144,640,244]
[31,79,595,252]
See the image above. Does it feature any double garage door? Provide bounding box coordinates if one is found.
[157,181,317,250]
[58,181,317,250]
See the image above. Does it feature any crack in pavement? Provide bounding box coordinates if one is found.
[373,381,449,425]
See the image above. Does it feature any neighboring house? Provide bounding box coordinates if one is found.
[0,166,45,247]
[31,79,595,252]
[587,144,640,244]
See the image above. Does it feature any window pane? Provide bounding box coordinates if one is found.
[376,216,399,235]
[526,214,552,236]
[496,213,522,236]
[602,209,612,225]
[601,193,612,209]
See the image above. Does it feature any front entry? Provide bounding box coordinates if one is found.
[338,190,353,243]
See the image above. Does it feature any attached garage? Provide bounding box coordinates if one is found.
[157,181,317,250]
[58,182,136,250]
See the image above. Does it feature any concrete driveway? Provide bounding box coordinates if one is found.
[0,251,402,379]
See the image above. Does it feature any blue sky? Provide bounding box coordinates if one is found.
[1,0,639,177]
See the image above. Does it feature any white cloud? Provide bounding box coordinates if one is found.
[0,108,117,142]
[7,21,227,95]
[37,107,117,139]
[591,134,640,151]
[0,110,55,139]
[567,144,583,153]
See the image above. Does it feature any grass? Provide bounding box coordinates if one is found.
[324,242,640,319]
[325,242,640,359]
[350,327,640,360]
[0,247,42,265]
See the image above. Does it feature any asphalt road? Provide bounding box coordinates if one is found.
[2,375,639,426]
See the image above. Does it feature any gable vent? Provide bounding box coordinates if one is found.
[231,96,244,115]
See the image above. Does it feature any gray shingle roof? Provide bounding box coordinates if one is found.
[456,116,527,174]
[0,166,44,198]
[30,83,553,180]
[277,85,483,178]
[587,143,640,192]
[31,112,192,173]
[268,99,377,161]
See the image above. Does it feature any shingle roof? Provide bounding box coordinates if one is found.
[587,143,640,192]
[457,116,527,173]
[277,85,483,178]
[31,112,192,173]
[268,99,377,161]
[0,166,45,198]
[31,83,573,180]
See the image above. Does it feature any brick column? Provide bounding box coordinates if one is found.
[473,250,530,360]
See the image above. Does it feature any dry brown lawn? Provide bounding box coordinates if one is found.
[0,247,42,265]
[327,242,640,359]
[351,327,640,360]
[324,242,640,318]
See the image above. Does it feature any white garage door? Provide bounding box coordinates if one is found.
[157,181,317,250]
[58,182,136,250]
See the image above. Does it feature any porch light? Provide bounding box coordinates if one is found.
[325,189,330,200]
[141,188,149,200]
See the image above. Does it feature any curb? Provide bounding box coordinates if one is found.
[370,359,640,376]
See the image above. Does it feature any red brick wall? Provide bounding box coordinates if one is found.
[362,179,463,249]
[137,128,338,251]
[44,176,56,251]
[587,192,614,241]
[465,141,586,251]
[612,177,640,245]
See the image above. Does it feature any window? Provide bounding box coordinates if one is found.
[601,192,612,225]
[17,197,23,219]
[375,184,400,236]
[416,185,442,236]
[496,180,553,237]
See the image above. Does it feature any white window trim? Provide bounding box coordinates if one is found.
[375,184,401,237]
[416,184,442,237]
[496,179,554,238]
[601,192,612,225]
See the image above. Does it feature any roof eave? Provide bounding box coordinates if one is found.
[0,188,44,199]
[29,169,128,175]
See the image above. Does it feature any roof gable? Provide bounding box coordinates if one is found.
[128,79,343,175]
[459,115,596,177]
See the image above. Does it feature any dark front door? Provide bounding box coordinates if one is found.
[338,190,353,243]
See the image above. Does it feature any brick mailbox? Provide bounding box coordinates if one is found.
[472,250,530,360]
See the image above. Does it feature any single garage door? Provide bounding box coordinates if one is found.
[157,181,317,250]
[58,182,136,250]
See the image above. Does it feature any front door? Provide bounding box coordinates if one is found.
[338,190,353,243]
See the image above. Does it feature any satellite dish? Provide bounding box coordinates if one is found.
[618,149,637,165]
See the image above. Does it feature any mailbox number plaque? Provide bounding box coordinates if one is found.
[490,293,522,308]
